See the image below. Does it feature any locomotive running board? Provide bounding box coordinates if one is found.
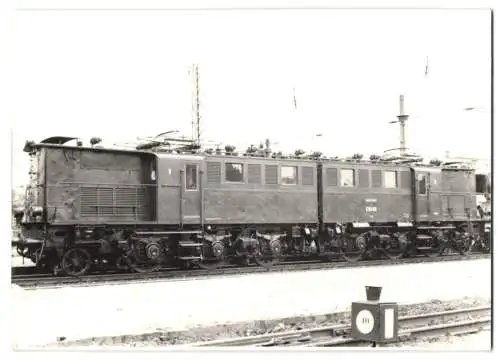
[178,242,203,248]
[351,222,370,228]
[134,230,203,236]
[178,256,203,260]
[415,226,456,230]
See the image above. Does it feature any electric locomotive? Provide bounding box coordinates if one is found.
[13,136,491,276]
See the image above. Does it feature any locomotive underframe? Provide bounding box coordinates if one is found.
[15,218,491,276]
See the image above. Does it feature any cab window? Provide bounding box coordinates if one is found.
[417,174,427,195]
[186,165,198,190]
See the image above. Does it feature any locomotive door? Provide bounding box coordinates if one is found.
[182,162,202,226]
[414,169,441,221]
[157,158,202,227]
[157,159,182,224]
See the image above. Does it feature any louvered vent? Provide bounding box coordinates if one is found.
[80,187,98,217]
[372,170,382,188]
[302,167,314,186]
[98,188,114,216]
[359,169,369,188]
[80,186,147,219]
[326,168,338,187]
[207,162,221,184]
[115,187,146,217]
[248,164,262,184]
[265,165,278,185]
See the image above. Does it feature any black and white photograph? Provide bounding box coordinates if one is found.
[3,0,494,356]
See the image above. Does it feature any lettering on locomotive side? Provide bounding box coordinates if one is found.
[365,198,377,203]
[365,206,378,213]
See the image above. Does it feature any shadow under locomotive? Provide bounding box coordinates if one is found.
[13,137,491,277]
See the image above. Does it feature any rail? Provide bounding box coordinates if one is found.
[12,253,491,290]
[182,306,490,347]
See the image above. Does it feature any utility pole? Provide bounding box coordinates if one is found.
[191,64,201,147]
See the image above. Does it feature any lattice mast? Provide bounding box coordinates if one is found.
[191,64,202,148]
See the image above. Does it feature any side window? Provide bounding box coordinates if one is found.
[281,166,298,185]
[340,169,355,187]
[418,174,427,195]
[384,171,397,188]
[225,163,244,182]
[186,164,198,190]
[475,174,487,193]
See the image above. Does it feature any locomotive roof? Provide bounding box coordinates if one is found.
[25,141,155,156]
[26,139,477,172]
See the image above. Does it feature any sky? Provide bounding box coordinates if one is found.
[10,8,492,186]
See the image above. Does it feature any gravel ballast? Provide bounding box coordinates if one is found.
[40,296,490,349]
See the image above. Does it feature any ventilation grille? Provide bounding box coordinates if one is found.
[248,164,262,184]
[80,186,147,219]
[326,168,338,187]
[265,165,278,185]
[359,169,369,188]
[207,162,221,184]
[302,167,314,186]
[371,170,382,188]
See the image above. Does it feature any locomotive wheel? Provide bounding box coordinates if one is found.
[125,240,162,273]
[255,240,282,269]
[383,234,408,260]
[194,241,227,270]
[115,255,131,272]
[61,248,92,277]
[339,234,366,263]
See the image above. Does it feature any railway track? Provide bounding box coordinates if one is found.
[183,306,491,348]
[12,253,490,289]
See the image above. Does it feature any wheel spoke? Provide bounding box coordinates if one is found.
[62,248,92,277]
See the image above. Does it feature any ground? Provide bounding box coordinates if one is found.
[11,258,491,349]
[43,296,490,349]
[392,330,491,350]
